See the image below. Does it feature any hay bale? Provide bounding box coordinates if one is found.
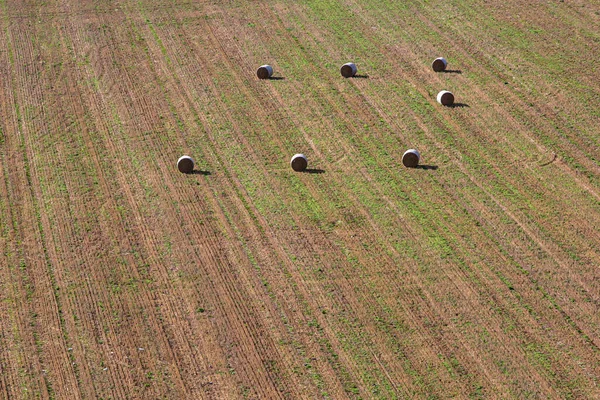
[437,90,454,106]
[340,62,357,78]
[257,65,273,79]
[432,57,448,72]
[177,155,195,173]
[402,149,420,168]
[290,154,308,172]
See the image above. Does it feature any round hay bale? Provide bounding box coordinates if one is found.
[402,149,420,168]
[432,57,448,72]
[340,62,357,78]
[177,155,195,173]
[257,65,273,79]
[437,90,455,106]
[290,154,308,172]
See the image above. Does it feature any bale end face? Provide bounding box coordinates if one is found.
[290,154,308,172]
[437,90,455,106]
[257,65,273,79]
[340,63,357,78]
[432,57,448,72]
[402,149,420,168]
[177,156,195,173]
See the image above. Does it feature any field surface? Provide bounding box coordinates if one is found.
[1,0,599,398]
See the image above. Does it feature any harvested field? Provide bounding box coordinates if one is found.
[1,0,599,399]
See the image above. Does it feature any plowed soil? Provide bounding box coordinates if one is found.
[1,0,599,398]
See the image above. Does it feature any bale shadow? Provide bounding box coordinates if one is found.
[268,76,285,80]
[416,165,438,170]
[352,74,369,79]
[191,170,211,175]
[449,103,470,108]
[442,69,462,74]
[304,168,325,174]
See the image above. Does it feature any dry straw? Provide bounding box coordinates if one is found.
[432,57,448,72]
[257,65,273,79]
[290,154,308,172]
[402,149,420,168]
[177,155,195,173]
[437,90,455,106]
[340,62,357,78]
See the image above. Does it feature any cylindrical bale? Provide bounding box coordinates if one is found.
[290,154,308,172]
[437,90,455,106]
[432,57,448,72]
[340,62,357,78]
[402,149,420,168]
[257,65,273,79]
[177,155,195,173]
